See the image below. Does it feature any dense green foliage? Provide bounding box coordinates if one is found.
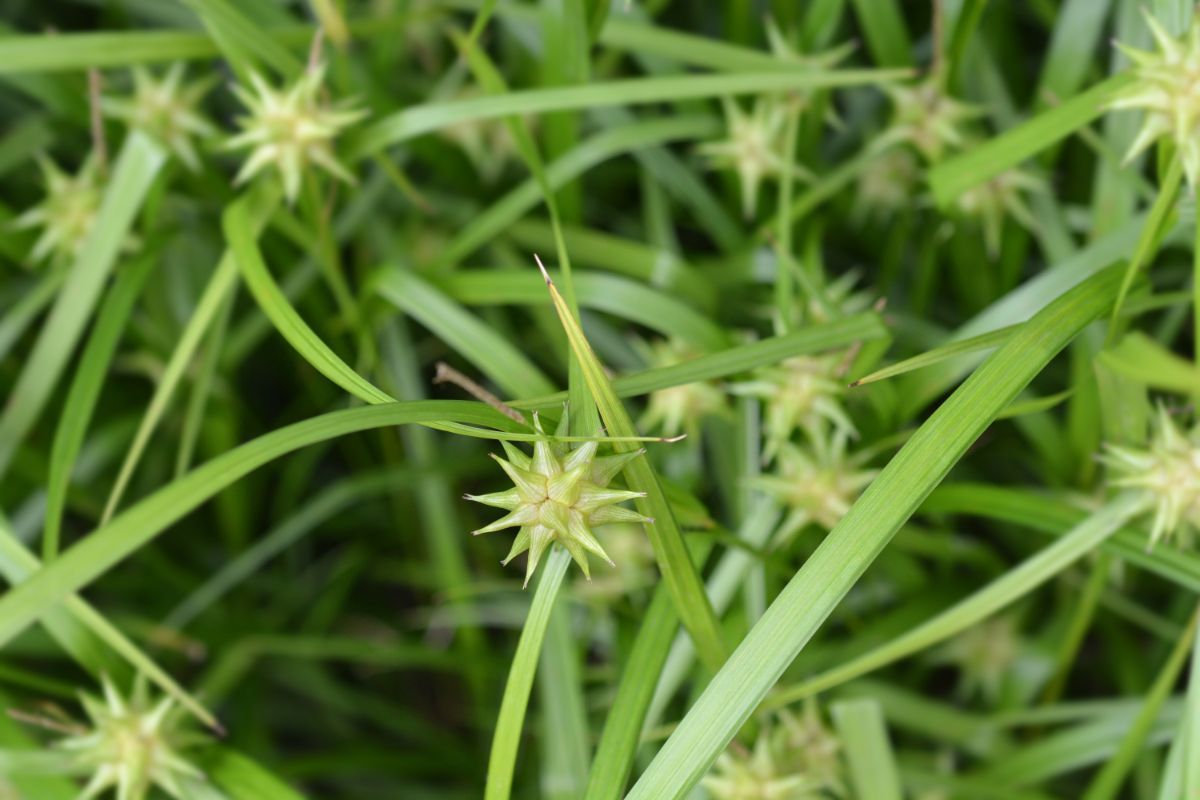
[1,1,1200,799]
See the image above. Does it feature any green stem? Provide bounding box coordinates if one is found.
[1193,197,1200,366]
[1041,552,1109,706]
[774,103,801,332]
[485,546,572,800]
[1107,152,1183,342]
[1082,604,1200,800]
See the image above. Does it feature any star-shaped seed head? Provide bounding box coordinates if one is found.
[702,714,830,800]
[440,88,525,184]
[637,339,727,438]
[790,270,874,329]
[1103,403,1200,548]
[934,615,1022,703]
[56,676,208,800]
[731,355,855,464]
[103,64,216,171]
[954,168,1045,258]
[226,63,366,203]
[1106,10,1200,187]
[881,77,978,162]
[700,97,804,218]
[764,17,854,121]
[13,154,103,267]
[748,432,876,543]
[853,147,920,223]
[466,412,651,587]
[776,702,845,795]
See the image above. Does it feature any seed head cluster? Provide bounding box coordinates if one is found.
[467,413,651,586]
[56,677,206,800]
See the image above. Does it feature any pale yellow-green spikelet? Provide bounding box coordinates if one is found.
[466,411,649,586]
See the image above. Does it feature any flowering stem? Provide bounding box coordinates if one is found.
[774,103,801,333]
[484,545,572,800]
[1081,603,1200,800]
[1107,151,1182,342]
[1193,197,1200,366]
[1040,551,1110,706]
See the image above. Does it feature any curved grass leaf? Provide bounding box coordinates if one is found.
[223,193,395,406]
[349,69,909,158]
[511,312,886,409]
[101,253,240,523]
[43,250,156,560]
[201,746,307,800]
[928,73,1134,206]
[373,269,557,398]
[537,262,728,673]
[1082,606,1199,800]
[831,699,903,800]
[432,270,728,352]
[923,483,1200,592]
[440,116,720,266]
[0,401,522,653]
[851,323,1016,386]
[0,513,217,729]
[625,265,1124,800]
[765,492,1144,709]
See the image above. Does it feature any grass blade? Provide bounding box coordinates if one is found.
[374,269,556,398]
[0,513,218,729]
[511,312,886,409]
[535,259,728,672]
[223,193,395,406]
[43,250,156,560]
[349,69,909,158]
[0,401,521,652]
[1082,605,1199,800]
[0,131,166,480]
[485,547,571,800]
[626,265,1124,800]
[928,74,1133,206]
[831,698,903,800]
[765,493,1144,708]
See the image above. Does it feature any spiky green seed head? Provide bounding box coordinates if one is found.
[56,676,209,800]
[731,355,854,464]
[440,88,524,184]
[702,710,836,800]
[226,63,366,203]
[935,615,1022,703]
[881,78,978,162]
[13,154,103,267]
[103,64,216,171]
[466,412,650,587]
[1103,404,1200,548]
[764,17,854,121]
[1106,10,1200,187]
[776,702,844,795]
[853,147,920,223]
[954,168,1045,259]
[699,97,808,218]
[637,339,727,438]
[749,432,876,542]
